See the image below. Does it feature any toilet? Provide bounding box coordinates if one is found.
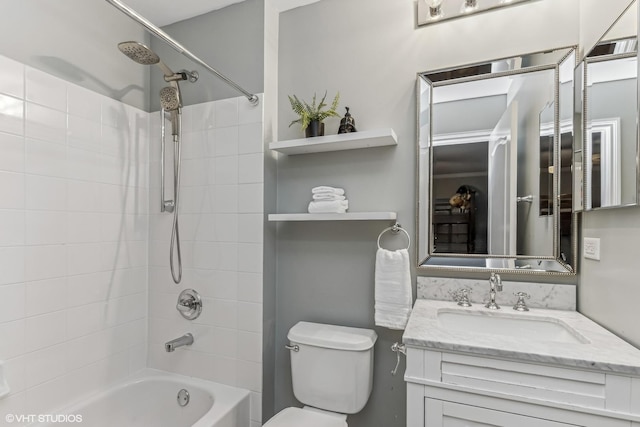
[264,321,378,427]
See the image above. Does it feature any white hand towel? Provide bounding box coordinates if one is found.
[311,186,345,196]
[312,193,346,201]
[308,200,349,213]
[374,248,412,330]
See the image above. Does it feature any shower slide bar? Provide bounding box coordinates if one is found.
[105,0,259,105]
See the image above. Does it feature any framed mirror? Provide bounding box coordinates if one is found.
[417,47,577,275]
[581,0,638,211]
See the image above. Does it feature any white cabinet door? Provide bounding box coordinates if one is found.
[425,399,582,427]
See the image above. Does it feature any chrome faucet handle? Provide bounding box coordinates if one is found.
[456,288,472,307]
[176,289,202,320]
[513,292,531,312]
[448,288,472,307]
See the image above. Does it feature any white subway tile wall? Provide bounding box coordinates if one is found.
[147,94,264,425]
[0,53,265,426]
[0,54,149,422]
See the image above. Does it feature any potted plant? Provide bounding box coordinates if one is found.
[288,91,340,137]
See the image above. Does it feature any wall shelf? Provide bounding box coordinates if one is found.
[269,128,397,155]
[268,212,397,222]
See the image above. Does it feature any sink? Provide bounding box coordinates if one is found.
[437,310,589,344]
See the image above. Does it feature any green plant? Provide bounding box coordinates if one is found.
[288,91,340,130]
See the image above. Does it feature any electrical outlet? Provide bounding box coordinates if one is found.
[584,237,601,261]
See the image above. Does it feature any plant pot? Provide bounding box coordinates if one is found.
[305,120,325,138]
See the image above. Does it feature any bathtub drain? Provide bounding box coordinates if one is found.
[177,389,190,407]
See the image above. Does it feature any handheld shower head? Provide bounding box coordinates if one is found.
[160,86,181,111]
[161,86,181,136]
[117,41,176,78]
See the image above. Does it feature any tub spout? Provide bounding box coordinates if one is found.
[165,333,194,352]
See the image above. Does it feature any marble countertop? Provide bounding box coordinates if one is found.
[403,299,640,376]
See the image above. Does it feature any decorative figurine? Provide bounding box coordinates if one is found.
[337,107,357,134]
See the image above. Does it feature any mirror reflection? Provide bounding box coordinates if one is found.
[583,1,638,210]
[418,48,577,275]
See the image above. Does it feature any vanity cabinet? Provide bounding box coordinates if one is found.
[424,399,579,427]
[405,348,640,427]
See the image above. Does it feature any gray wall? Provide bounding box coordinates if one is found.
[580,78,640,347]
[579,3,640,345]
[0,0,149,110]
[275,0,579,426]
[151,0,264,108]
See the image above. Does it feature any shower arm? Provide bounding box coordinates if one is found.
[105,0,259,105]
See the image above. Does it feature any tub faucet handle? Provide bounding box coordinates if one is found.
[176,289,202,320]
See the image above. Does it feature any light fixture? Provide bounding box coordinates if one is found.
[425,0,444,19]
[461,0,479,13]
[418,0,535,27]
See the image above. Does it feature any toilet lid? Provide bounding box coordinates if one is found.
[264,408,347,427]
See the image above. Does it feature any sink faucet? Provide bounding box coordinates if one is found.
[485,273,503,310]
[165,333,194,352]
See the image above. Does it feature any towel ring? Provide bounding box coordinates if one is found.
[377,223,411,250]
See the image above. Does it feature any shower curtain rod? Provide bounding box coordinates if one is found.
[105,0,259,105]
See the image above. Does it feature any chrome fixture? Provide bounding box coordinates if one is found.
[106,0,259,105]
[450,288,472,307]
[284,343,300,352]
[425,0,444,19]
[417,0,535,26]
[485,272,503,309]
[165,333,194,352]
[516,195,534,203]
[177,389,190,407]
[461,0,478,13]
[390,342,406,376]
[513,292,531,311]
[176,289,202,320]
[118,41,187,284]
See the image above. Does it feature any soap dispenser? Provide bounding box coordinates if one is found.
[338,107,357,134]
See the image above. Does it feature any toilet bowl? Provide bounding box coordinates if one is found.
[264,321,377,427]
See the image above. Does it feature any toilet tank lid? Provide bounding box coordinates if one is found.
[288,321,377,351]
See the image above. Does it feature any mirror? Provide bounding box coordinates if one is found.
[417,47,577,275]
[582,1,638,210]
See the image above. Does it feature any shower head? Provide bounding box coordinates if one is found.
[118,41,159,65]
[118,41,176,78]
[161,86,182,137]
[160,86,181,111]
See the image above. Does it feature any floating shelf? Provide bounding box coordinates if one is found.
[269,128,398,155]
[268,212,397,222]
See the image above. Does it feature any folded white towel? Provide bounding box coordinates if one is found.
[308,200,349,213]
[312,193,346,201]
[374,248,412,330]
[311,186,345,196]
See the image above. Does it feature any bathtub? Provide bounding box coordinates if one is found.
[33,369,250,427]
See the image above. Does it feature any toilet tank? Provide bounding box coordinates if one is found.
[287,321,377,414]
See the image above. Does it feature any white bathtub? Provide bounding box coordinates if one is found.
[33,369,251,427]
